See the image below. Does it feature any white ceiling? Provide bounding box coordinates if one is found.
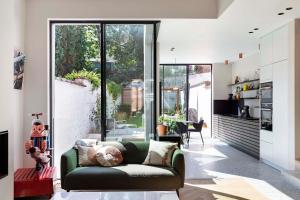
[158,0,300,64]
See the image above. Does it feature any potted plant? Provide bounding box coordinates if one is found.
[157,116,168,136]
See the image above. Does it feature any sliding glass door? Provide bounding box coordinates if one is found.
[105,24,155,141]
[50,21,157,170]
[160,64,212,135]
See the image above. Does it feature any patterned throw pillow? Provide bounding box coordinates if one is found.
[143,140,178,167]
[96,146,124,167]
[77,145,102,166]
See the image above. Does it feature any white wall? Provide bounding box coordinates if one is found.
[0,0,14,199]
[231,53,259,83]
[212,63,232,100]
[13,0,26,170]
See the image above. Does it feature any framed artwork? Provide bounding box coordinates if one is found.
[14,50,25,90]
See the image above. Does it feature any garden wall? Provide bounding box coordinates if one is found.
[54,79,99,174]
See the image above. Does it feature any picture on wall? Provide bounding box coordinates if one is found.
[14,49,25,90]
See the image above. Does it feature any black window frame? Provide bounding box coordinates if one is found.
[49,20,160,165]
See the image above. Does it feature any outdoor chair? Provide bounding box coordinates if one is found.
[188,120,204,145]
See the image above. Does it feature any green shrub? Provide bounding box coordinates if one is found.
[64,69,100,90]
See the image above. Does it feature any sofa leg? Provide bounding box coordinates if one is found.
[176,189,180,198]
[66,190,70,192]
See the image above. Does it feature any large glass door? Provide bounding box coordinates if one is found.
[160,64,212,135]
[104,24,155,141]
[50,21,157,172]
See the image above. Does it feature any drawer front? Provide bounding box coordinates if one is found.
[260,140,273,162]
[260,130,273,144]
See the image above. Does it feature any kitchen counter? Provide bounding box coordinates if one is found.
[219,114,259,121]
[213,114,260,158]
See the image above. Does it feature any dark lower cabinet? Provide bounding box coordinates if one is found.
[213,115,260,159]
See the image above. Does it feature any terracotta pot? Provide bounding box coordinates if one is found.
[157,124,168,136]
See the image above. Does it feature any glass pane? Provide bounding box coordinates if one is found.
[53,24,101,175]
[188,65,212,133]
[105,24,155,141]
[161,65,187,118]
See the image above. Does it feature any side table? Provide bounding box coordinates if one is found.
[158,134,181,149]
[14,167,56,199]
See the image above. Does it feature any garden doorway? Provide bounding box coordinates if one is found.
[50,21,158,170]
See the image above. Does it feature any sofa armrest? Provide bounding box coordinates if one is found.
[61,148,78,189]
[172,149,185,187]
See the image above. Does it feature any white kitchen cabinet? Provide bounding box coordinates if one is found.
[260,129,273,144]
[273,25,289,63]
[260,33,273,67]
[272,60,289,169]
[260,140,273,163]
[260,65,273,83]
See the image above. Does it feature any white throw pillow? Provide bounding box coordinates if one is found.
[143,140,178,167]
[77,145,102,166]
[96,146,124,167]
[74,139,97,149]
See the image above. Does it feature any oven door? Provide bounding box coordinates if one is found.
[260,82,272,104]
[261,108,272,131]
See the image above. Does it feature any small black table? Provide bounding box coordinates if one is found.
[158,134,181,149]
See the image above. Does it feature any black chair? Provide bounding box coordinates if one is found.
[188,120,204,145]
[175,122,188,145]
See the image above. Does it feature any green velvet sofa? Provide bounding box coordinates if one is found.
[61,141,185,194]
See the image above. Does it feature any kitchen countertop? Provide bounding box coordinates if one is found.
[215,114,259,121]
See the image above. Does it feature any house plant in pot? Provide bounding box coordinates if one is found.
[157,116,168,136]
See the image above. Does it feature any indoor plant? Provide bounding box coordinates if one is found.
[157,116,168,136]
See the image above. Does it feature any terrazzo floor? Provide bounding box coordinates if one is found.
[183,131,300,200]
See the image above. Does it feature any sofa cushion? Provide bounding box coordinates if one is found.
[143,140,178,167]
[77,145,102,166]
[121,141,149,164]
[96,146,123,166]
[64,164,181,190]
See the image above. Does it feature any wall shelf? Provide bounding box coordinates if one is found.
[228,79,260,86]
[239,97,259,100]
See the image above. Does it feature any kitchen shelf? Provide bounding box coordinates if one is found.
[238,97,259,100]
[228,79,260,86]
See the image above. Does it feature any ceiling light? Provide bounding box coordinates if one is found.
[239,53,243,59]
[278,12,285,15]
[286,7,293,11]
[254,28,259,31]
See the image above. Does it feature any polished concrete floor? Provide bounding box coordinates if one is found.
[183,131,300,200]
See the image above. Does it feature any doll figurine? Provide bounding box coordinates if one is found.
[25,113,51,172]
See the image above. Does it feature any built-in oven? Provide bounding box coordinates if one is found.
[260,82,272,131]
[260,82,272,103]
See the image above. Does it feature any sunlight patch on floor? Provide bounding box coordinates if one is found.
[202,170,293,200]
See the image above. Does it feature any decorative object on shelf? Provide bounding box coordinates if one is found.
[234,76,240,84]
[24,113,51,173]
[243,83,248,91]
[228,94,233,100]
